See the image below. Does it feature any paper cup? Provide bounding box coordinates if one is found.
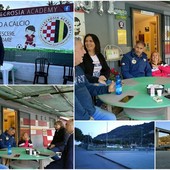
[168,88,170,94]
[157,90,162,96]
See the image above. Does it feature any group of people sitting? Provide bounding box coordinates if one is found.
[0,119,73,169]
[75,33,170,121]
[121,41,170,78]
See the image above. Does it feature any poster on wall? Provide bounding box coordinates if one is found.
[75,12,86,42]
[0,4,73,53]
[117,29,127,45]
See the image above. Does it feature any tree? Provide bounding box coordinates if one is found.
[47,1,72,6]
[0,4,10,11]
[83,135,92,144]
[6,5,10,10]
[0,4,4,11]
[75,127,84,142]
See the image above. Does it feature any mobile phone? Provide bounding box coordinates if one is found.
[14,154,20,157]
[119,96,134,103]
[164,95,170,99]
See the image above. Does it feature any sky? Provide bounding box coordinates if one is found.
[156,121,170,137]
[1,1,55,9]
[75,121,151,138]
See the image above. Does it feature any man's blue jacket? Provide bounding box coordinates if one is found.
[121,49,152,79]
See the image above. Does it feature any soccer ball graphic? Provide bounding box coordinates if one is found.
[16,44,23,50]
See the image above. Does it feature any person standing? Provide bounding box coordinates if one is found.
[0,35,4,66]
[80,34,110,85]
[121,40,152,79]
[0,127,16,149]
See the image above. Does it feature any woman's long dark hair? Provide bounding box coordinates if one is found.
[84,34,101,55]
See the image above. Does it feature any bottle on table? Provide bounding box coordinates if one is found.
[150,86,155,97]
[115,74,122,95]
[7,144,12,155]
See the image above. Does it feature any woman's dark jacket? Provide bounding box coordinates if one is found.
[50,128,66,148]
[80,53,110,83]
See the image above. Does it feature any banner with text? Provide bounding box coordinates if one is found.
[0,4,73,53]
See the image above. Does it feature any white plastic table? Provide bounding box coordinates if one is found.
[0,63,14,85]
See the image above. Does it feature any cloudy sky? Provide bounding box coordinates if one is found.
[1,1,54,9]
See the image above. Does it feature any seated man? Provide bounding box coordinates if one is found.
[0,127,16,148]
[45,119,73,169]
[121,40,152,79]
[75,37,116,120]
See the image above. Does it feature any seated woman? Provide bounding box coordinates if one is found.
[150,51,170,77]
[48,120,68,160]
[80,33,110,85]
[18,132,33,148]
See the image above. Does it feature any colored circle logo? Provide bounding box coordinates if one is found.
[39,16,72,46]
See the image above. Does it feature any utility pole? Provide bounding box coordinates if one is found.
[106,122,108,150]
[141,127,143,147]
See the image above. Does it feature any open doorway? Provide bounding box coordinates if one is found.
[132,9,161,59]
[2,108,19,145]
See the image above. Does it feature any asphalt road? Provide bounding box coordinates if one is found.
[75,147,126,169]
[156,151,170,169]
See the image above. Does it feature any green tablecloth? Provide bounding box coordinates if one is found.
[98,77,170,109]
[0,147,54,160]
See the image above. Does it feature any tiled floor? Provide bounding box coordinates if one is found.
[0,78,32,85]
[0,78,73,85]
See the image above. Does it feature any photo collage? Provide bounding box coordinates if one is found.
[0,1,170,169]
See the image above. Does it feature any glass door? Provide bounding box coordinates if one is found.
[2,107,18,144]
[132,9,161,59]
[164,15,170,65]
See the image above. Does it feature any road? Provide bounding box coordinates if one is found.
[156,151,170,169]
[75,147,126,169]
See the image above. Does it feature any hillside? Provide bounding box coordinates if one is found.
[93,122,154,145]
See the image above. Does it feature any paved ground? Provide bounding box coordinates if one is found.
[156,151,170,169]
[0,78,72,85]
[97,150,154,169]
[75,147,154,169]
[75,147,126,169]
[0,78,32,85]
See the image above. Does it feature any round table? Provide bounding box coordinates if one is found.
[98,77,170,120]
[0,147,55,169]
